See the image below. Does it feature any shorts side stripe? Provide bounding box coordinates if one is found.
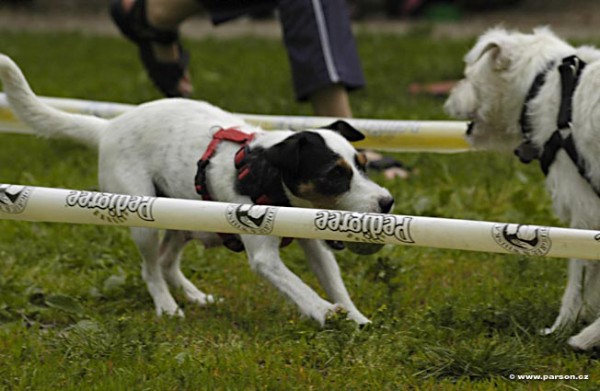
[310,0,340,83]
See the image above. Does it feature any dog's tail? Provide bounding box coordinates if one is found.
[0,54,104,149]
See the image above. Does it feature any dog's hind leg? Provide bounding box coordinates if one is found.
[565,260,600,351]
[543,259,600,336]
[568,316,600,350]
[131,227,183,317]
[242,235,338,326]
[298,239,369,325]
[159,230,215,306]
[99,162,182,316]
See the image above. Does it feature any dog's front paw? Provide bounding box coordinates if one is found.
[188,292,218,306]
[567,335,591,351]
[323,304,349,327]
[156,303,185,318]
[156,298,185,318]
[152,292,185,317]
[540,327,555,336]
[323,305,371,327]
[347,310,371,326]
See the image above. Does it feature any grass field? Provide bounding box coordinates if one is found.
[1,30,599,390]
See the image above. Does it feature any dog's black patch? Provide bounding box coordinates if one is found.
[235,145,291,206]
[236,132,359,207]
[262,132,354,204]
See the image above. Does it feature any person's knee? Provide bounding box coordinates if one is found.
[146,0,201,29]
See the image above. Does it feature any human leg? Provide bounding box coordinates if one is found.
[110,0,200,97]
[277,0,406,179]
[145,0,201,28]
[310,84,353,118]
[277,0,365,109]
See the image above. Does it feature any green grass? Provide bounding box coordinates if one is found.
[1,30,599,390]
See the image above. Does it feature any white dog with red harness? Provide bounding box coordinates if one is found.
[445,27,600,350]
[0,54,394,325]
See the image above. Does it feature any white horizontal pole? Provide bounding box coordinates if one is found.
[0,93,471,152]
[1,183,598,260]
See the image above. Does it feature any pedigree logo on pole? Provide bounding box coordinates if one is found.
[314,211,414,244]
[225,204,277,235]
[65,191,155,224]
[0,184,32,214]
[492,223,552,256]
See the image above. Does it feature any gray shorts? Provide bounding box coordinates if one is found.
[200,0,366,101]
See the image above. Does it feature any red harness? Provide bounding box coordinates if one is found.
[194,127,255,199]
[194,127,292,252]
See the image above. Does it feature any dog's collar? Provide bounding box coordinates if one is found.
[194,127,292,252]
[514,55,600,197]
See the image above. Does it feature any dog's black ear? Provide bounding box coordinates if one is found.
[264,133,307,174]
[321,120,365,142]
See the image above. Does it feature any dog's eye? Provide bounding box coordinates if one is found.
[322,160,353,182]
[314,162,353,196]
[354,153,367,172]
[327,164,349,178]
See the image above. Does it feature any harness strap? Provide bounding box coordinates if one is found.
[194,127,255,252]
[515,61,556,164]
[194,127,293,252]
[539,130,568,176]
[516,55,600,197]
[537,56,598,195]
[519,61,556,138]
[557,55,585,129]
[195,127,255,198]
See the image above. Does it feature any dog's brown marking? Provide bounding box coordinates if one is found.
[336,157,353,175]
[298,181,316,195]
[297,180,340,208]
[294,158,354,207]
[355,152,367,172]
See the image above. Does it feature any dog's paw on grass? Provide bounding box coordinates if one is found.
[323,305,372,331]
[324,305,350,329]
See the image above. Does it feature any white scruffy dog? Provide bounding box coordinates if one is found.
[445,27,600,350]
[0,54,394,326]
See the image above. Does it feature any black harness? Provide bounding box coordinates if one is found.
[515,55,600,197]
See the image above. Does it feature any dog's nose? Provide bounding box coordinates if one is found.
[378,196,394,213]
